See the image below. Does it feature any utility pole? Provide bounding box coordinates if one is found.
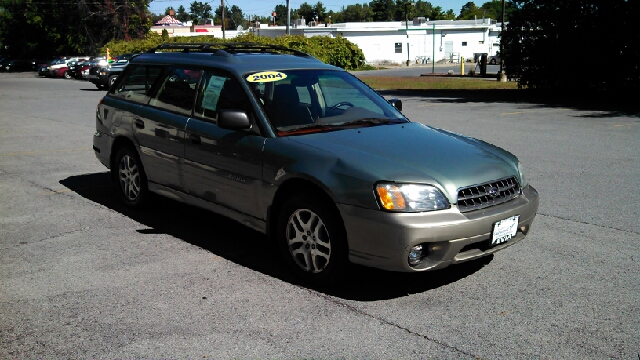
[221,0,226,39]
[286,0,291,35]
[404,2,414,66]
[498,0,506,81]
[432,23,435,74]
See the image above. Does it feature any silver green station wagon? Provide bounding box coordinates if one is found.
[93,43,539,284]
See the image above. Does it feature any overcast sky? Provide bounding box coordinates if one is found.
[149,0,472,19]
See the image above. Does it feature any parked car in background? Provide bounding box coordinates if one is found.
[82,56,107,80]
[36,58,60,76]
[66,58,89,79]
[40,58,67,77]
[87,56,131,89]
[51,65,70,78]
[489,55,501,65]
[42,57,86,77]
[31,59,48,71]
[1,59,32,72]
[75,60,93,80]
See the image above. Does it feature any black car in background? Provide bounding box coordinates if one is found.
[31,59,48,71]
[1,59,32,72]
[66,58,90,79]
[87,55,132,89]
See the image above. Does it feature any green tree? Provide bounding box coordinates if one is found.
[478,0,514,22]
[430,5,445,19]
[273,4,289,26]
[0,0,151,59]
[394,0,415,22]
[189,1,213,24]
[341,4,373,22]
[176,5,190,22]
[413,0,434,19]
[214,4,244,28]
[444,9,456,20]
[314,2,327,23]
[503,0,639,90]
[458,1,482,19]
[297,2,315,23]
[370,0,395,21]
[327,9,343,23]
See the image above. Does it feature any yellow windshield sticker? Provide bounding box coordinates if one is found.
[246,71,287,83]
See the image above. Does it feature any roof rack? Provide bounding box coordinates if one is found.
[146,43,312,58]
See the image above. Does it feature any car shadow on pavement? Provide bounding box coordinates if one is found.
[60,172,492,301]
[377,89,639,117]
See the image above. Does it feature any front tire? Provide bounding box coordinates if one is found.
[63,70,71,79]
[108,75,118,87]
[114,146,148,208]
[277,193,348,285]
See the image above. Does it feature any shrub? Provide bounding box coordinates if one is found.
[101,33,366,70]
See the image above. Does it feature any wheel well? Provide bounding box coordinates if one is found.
[267,178,343,242]
[109,136,137,181]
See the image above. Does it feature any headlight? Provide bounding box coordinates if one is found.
[375,183,450,212]
[517,161,527,187]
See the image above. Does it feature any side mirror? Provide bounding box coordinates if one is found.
[218,109,252,130]
[388,98,402,111]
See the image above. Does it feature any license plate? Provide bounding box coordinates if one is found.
[491,215,520,245]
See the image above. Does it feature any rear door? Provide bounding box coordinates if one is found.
[110,65,189,190]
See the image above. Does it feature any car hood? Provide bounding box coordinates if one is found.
[287,122,520,201]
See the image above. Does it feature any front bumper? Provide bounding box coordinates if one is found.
[339,185,539,272]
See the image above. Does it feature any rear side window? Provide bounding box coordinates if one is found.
[150,67,200,116]
[110,65,162,104]
[194,71,251,122]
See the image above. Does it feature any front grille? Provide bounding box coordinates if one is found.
[456,176,520,212]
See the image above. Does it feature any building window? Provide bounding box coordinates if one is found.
[462,42,467,46]
[395,42,402,53]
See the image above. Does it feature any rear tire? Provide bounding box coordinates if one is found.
[277,193,348,285]
[114,146,148,208]
[63,70,71,79]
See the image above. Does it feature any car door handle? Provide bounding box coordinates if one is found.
[190,134,201,145]
[134,119,144,129]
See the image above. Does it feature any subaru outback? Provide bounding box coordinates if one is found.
[93,43,539,284]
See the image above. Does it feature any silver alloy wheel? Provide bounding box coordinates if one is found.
[118,154,141,201]
[286,209,331,273]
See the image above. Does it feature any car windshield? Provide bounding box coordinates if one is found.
[244,69,407,134]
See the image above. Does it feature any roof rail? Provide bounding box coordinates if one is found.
[146,43,312,58]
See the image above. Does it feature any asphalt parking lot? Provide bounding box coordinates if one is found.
[1,72,638,358]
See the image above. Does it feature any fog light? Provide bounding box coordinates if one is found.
[408,245,424,266]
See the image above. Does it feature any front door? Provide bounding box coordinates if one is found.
[183,70,265,219]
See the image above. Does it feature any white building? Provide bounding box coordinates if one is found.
[255,18,502,65]
[152,18,503,66]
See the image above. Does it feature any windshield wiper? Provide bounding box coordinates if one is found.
[277,123,340,135]
[277,118,405,136]
[340,118,406,126]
